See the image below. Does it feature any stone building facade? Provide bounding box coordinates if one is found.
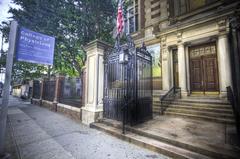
[125,0,240,98]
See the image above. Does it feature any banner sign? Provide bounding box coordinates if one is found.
[16,27,55,65]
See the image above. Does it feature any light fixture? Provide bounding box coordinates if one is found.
[119,49,129,64]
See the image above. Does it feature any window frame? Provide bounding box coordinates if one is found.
[125,0,139,34]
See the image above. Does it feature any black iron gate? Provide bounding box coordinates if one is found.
[103,37,152,125]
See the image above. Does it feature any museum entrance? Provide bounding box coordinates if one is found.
[189,43,219,94]
[103,37,153,126]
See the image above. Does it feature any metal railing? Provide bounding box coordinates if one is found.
[42,80,56,101]
[227,86,240,137]
[59,77,82,107]
[32,80,41,99]
[160,86,181,115]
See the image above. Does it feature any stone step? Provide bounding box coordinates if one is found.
[152,98,161,102]
[152,109,161,114]
[164,105,233,114]
[93,119,240,159]
[165,112,235,124]
[155,101,232,108]
[187,95,222,100]
[176,98,230,105]
[90,122,213,159]
[165,108,234,119]
[153,104,232,113]
[153,102,232,110]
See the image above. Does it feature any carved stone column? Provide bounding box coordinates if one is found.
[177,31,188,96]
[161,36,171,91]
[217,19,232,98]
[178,43,187,96]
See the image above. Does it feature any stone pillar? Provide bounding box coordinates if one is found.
[53,75,64,111]
[178,43,188,96]
[217,34,232,97]
[161,36,171,91]
[81,67,86,107]
[81,40,110,125]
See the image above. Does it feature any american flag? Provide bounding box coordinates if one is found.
[117,0,124,35]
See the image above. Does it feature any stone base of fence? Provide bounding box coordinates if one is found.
[57,103,81,121]
[32,98,82,121]
[42,100,53,109]
[32,98,42,105]
[81,107,103,125]
[52,102,58,112]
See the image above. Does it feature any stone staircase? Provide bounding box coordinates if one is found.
[90,118,240,159]
[152,90,165,114]
[155,96,235,124]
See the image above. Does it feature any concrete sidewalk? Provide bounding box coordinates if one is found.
[3,97,169,159]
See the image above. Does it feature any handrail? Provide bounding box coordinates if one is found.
[160,86,181,115]
[226,86,240,138]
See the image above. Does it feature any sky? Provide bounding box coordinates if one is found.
[0,0,12,24]
[0,0,20,82]
[0,0,20,51]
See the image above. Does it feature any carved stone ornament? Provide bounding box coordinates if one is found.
[177,31,182,43]
[218,19,227,34]
[161,36,166,47]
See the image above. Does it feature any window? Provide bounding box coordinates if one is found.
[147,44,162,90]
[125,0,138,34]
[173,0,218,16]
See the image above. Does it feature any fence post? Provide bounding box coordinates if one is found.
[81,40,111,125]
[29,80,34,104]
[53,75,64,111]
[39,79,45,106]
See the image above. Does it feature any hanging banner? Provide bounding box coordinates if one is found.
[16,27,55,65]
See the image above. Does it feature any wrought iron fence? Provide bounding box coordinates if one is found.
[227,86,240,136]
[59,77,82,107]
[42,80,56,101]
[32,80,41,99]
[103,41,153,126]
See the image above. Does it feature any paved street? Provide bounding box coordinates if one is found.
[3,96,169,159]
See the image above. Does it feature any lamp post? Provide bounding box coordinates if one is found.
[1,33,3,58]
[0,21,18,157]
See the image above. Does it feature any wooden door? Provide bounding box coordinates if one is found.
[172,49,179,87]
[190,58,203,91]
[189,43,219,93]
[203,56,219,91]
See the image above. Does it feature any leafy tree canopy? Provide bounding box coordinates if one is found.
[0,0,116,82]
